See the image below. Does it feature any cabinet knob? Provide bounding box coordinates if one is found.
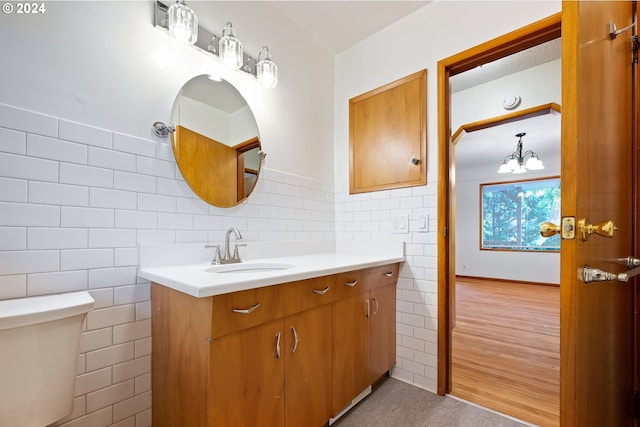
[411,158,420,165]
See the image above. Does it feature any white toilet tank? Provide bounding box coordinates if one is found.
[0,291,94,427]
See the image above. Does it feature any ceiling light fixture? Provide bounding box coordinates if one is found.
[155,2,278,88]
[167,0,198,45]
[497,132,545,174]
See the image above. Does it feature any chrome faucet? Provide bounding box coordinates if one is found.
[205,228,245,265]
[222,227,244,264]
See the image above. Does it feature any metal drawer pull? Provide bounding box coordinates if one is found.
[232,302,261,314]
[372,297,379,315]
[344,280,358,287]
[291,326,299,353]
[365,299,370,318]
[312,286,330,295]
[275,331,281,359]
[384,272,394,277]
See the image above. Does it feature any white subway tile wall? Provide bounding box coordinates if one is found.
[0,102,438,425]
[333,178,438,392]
[0,103,335,427]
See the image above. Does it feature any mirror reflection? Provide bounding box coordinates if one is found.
[171,75,261,208]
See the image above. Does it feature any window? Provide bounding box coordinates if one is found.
[481,177,560,252]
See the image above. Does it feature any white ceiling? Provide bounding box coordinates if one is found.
[271,1,431,55]
[450,38,561,93]
[454,111,561,171]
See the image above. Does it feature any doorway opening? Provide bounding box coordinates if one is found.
[451,104,561,425]
[436,12,562,426]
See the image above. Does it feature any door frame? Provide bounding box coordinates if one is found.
[436,13,562,396]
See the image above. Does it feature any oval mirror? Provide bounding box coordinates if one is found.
[171,75,262,208]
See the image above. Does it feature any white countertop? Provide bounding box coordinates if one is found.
[137,241,405,298]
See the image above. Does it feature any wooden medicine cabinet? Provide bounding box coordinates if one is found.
[349,69,427,194]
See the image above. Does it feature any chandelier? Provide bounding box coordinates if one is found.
[497,132,545,174]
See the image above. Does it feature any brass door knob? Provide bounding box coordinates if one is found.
[578,219,617,240]
[540,222,561,238]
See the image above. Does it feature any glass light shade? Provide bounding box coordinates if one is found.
[513,165,528,174]
[497,163,512,174]
[219,22,243,69]
[168,0,198,45]
[256,46,278,88]
[506,158,519,169]
[525,156,545,170]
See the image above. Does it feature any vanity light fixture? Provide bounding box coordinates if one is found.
[219,22,243,70]
[155,2,278,87]
[256,46,278,89]
[167,0,198,44]
[497,132,545,174]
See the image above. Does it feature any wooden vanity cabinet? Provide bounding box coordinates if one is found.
[208,318,285,427]
[331,264,399,415]
[152,263,399,427]
[283,304,333,427]
[369,283,397,382]
[332,291,370,414]
[208,305,333,427]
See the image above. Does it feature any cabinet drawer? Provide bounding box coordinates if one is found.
[333,264,400,300]
[280,275,334,318]
[211,285,282,339]
[365,263,400,290]
[333,269,367,300]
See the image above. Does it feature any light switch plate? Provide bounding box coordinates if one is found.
[391,214,409,234]
[417,214,429,232]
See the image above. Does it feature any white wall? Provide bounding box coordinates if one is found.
[455,164,561,284]
[334,0,561,392]
[451,59,561,132]
[0,1,335,183]
[0,2,334,427]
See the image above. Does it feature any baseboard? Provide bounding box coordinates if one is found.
[456,275,559,287]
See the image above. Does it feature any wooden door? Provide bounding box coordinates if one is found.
[369,284,396,383]
[284,305,332,427]
[173,125,238,207]
[208,320,285,427]
[332,292,370,415]
[561,2,635,425]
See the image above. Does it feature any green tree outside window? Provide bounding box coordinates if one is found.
[481,177,560,251]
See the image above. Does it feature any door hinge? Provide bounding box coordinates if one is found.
[633,35,639,64]
[632,390,639,419]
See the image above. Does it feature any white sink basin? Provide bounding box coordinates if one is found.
[206,262,295,274]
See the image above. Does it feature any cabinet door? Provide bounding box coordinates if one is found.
[349,70,427,194]
[284,305,332,427]
[332,293,370,415]
[369,284,396,383]
[208,319,285,427]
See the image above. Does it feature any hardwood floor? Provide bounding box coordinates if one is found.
[451,277,560,427]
